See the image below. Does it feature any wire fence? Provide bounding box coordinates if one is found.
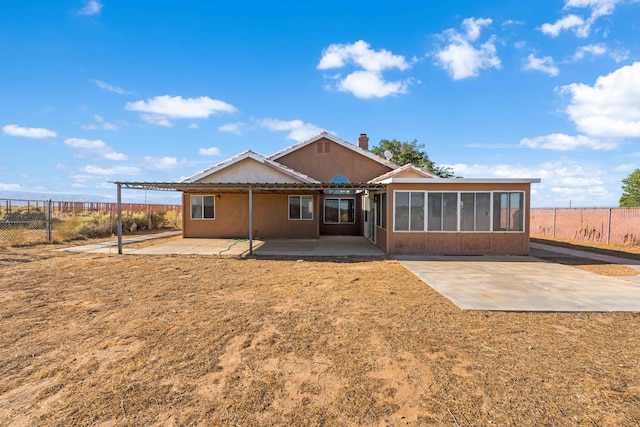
[0,199,182,246]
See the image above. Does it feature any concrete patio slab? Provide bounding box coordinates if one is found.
[254,236,384,257]
[57,235,383,257]
[399,255,640,312]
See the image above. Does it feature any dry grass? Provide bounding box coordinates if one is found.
[1,242,639,426]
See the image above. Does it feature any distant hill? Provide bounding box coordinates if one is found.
[0,191,181,205]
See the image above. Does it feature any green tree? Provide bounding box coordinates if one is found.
[619,168,640,207]
[370,138,456,178]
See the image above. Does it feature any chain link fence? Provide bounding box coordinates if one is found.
[0,199,182,246]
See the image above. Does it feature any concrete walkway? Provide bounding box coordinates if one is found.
[399,254,640,312]
[531,242,640,270]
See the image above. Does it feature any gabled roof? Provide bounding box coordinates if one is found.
[268,131,400,170]
[182,150,320,184]
[368,163,437,183]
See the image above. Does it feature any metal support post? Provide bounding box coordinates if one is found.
[117,183,123,255]
[249,184,253,255]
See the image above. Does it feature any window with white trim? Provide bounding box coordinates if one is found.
[493,192,524,231]
[289,195,313,220]
[460,192,491,231]
[392,191,525,233]
[394,191,425,231]
[191,195,215,219]
[427,192,457,231]
[324,198,355,223]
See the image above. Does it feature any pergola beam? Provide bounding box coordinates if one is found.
[114,181,385,192]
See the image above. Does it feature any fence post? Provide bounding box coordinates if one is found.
[607,208,612,244]
[553,208,557,238]
[47,199,52,243]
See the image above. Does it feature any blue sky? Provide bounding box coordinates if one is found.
[1,0,639,206]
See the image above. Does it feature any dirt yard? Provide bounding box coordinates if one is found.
[1,239,639,426]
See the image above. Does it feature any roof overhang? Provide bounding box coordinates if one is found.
[114,181,385,192]
[377,177,541,184]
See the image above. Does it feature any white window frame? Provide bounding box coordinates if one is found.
[393,191,426,232]
[392,190,526,233]
[492,191,525,233]
[288,195,314,220]
[190,195,215,220]
[323,197,356,224]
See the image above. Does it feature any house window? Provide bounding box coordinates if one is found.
[493,192,524,231]
[374,193,387,229]
[191,195,214,220]
[289,195,313,220]
[394,191,425,231]
[460,192,491,231]
[392,191,525,233]
[427,192,458,231]
[324,198,355,223]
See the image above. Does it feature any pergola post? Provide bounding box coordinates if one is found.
[248,184,253,255]
[117,183,123,255]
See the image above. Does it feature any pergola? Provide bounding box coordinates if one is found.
[114,181,385,255]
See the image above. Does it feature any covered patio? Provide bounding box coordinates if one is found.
[113,181,383,255]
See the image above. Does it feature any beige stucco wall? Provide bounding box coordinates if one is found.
[183,192,319,239]
[384,182,532,255]
[275,137,393,183]
[196,158,301,183]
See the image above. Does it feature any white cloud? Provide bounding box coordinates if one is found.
[81,165,140,175]
[188,123,199,129]
[461,17,493,42]
[218,122,245,135]
[523,54,559,76]
[126,95,236,127]
[434,18,501,80]
[81,114,119,131]
[572,43,608,61]
[2,124,57,139]
[198,147,222,156]
[610,49,630,63]
[317,40,412,99]
[64,137,128,160]
[502,20,525,27]
[0,183,23,191]
[561,61,640,138]
[90,79,131,95]
[141,114,173,128]
[78,0,102,16]
[143,156,187,171]
[446,160,622,206]
[540,0,626,38]
[520,133,618,150]
[539,15,585,37]
[338,71,409,99]
[257,118,324,141]
[318,39,410,72]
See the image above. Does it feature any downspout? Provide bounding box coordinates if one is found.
[117,183,123,255]
[249,184,253,255]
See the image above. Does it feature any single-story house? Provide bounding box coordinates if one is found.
[167,132,539,256]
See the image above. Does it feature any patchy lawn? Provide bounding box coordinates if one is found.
[1,242,639,426]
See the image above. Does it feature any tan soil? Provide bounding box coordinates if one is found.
[1,240,639,426]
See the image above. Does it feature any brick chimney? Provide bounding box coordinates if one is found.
[358,133,369,151]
